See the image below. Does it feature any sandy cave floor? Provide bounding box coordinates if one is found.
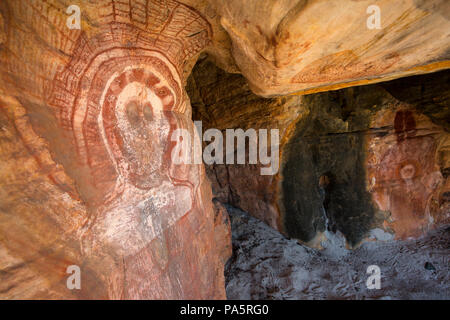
[224,205,450,300]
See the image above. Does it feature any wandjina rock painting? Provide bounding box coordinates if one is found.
[0,0,448,301]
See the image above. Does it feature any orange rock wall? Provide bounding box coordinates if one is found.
[208,0,450,96]
[0,0,230,299]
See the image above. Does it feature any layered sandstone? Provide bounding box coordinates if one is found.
[207,0,450,96]
[0,0,229,299]
[188,59,449,248]
[0,0,449,300]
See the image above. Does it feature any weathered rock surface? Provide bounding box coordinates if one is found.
[0,0,449,300]
[208,0,450,96]
[225,204,450,300]
[187,57,304,230]
[188,59,449,247]
[282,72,450,247]
[0,0,230,299]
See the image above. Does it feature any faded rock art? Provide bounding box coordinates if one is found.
[0,0,229,299]
[367,108,445,239]
[0,0,449,300]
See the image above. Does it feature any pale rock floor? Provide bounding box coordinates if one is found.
[225,205,450,300]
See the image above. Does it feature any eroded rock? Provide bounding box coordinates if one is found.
[188,59,449,247]
[208,0,450,96]
[0,0,449,300]
[0,0,229,299]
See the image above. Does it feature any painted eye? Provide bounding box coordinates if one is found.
[143,103,153,121]
[156,87,169,98]
[126,101,140,127]
[400,163,416,180]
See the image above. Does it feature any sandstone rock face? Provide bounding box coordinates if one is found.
[281,74,449,247]
[187,58,304,230]
[1,0,449,300]
[208,0,450,96]
[188,59,449,248]
[0,0,229,299]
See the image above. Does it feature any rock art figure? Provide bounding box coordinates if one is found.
[0,0,229,299]
[1,0,449,300]
[368,109,445,239]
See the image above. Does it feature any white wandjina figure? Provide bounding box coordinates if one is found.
[79,59,199,256]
